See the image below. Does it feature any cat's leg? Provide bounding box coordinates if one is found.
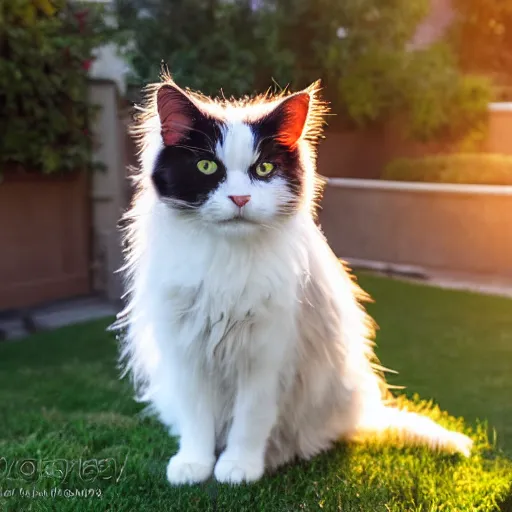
[214,367,278,483]
[141,301,217,485]
[214,320,291,484]
[148,313,216,484]
[164,360,217,485]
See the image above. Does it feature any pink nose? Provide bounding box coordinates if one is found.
[229,195,251,208]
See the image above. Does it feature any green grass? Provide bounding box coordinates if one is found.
[0,274,511,511]
[360,274,512,456]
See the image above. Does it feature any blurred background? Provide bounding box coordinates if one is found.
[0,0,511,334]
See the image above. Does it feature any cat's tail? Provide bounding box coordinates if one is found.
[356,404,473,457]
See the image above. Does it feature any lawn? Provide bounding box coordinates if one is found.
[0,274,511,511]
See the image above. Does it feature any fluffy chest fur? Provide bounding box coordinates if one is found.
[139,200,306,375]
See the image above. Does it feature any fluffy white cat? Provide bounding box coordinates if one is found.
[114,75,472,486]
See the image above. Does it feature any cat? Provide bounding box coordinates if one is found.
[114,74,472,486]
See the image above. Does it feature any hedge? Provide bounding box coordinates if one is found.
[382,153,512,185]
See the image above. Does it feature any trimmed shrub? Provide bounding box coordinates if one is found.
[382,154,512,185]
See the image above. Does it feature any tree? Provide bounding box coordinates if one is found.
[115,0,274,97]
[259,0,431,126]
[116,0,490,141]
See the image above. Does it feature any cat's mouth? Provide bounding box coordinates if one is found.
[216,214,260,228]
[218,217,256,225]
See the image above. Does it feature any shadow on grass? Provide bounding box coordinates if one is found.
[500,486,512,512]
[196,443,355,512]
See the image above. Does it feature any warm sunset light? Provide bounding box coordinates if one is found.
[1,1,511,510]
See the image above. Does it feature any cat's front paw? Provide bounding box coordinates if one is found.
[166,452,215,485]
[214,452,264,484]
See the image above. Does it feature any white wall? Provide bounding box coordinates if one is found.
[83,0,129,95]
[88,81,128,300]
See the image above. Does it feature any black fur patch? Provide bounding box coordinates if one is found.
[152,113,226,207]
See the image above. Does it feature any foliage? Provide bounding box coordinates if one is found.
[117,0,274,98]
[403,44,491,141]
[0,0,112,175]
[382,153,512,185]
[451,0,512,98]
[264,1,491,138]
[116,0,490,142]
[296,0,430,125]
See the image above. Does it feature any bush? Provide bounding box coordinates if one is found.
[0,0,111,176]
[403,45,491,142]
[382,154,512,185]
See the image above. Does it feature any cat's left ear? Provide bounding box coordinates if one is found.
[266,91,311,148]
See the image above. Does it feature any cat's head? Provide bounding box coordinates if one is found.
[137,76,327,235]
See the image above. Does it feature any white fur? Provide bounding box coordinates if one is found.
[117,102,472,487]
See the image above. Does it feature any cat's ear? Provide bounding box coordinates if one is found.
[266,92,310,148]
[156,84,202,146]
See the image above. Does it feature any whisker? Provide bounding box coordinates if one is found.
[159,196,203,211]
[173,144,203,153]
[187,126,218,152]
[167,120,218,154]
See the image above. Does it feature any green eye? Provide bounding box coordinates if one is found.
[197,160,218,175]
[256,162,274,177]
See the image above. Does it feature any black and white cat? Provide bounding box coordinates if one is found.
[115,75,472,486]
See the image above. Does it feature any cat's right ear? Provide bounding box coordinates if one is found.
[157,84,201,146]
